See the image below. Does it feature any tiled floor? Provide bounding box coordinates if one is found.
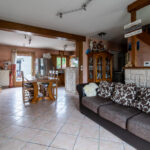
[0,87,136,150]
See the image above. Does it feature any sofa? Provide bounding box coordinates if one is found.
[77,82,150,150]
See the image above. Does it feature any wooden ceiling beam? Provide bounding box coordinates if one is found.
[128,0,150,13]
[137,32,150,45]
[0,19,86,42]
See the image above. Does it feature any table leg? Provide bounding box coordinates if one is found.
[31,82,38,103]
[47,81,55,100]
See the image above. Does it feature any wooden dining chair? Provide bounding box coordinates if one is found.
[52,70,58,100]
[21,71,34,105]
[41,70,58,100]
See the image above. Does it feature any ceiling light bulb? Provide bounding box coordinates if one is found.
[82,4,87,11]
[29,37,32,45]
[58,12,63,18]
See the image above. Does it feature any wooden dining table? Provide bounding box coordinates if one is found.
[28,77,58,103]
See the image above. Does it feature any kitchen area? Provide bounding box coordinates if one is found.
[0,30,79,96]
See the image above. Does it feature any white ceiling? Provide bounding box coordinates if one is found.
[137,5,150,25]
[0,30,75,51]
[0,0,136,42]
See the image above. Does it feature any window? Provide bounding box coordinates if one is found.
[62,57,66,69]
[56,57,61,69]
[56,56,66,69]
[16,56,32,81]
[70,57,78,67]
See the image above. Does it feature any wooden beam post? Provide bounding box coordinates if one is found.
[131,11,137,67]
[0,20,86,42]
[128,0,150,67]
[128,0,150,12]
[137,32,150,45]
[76,41,83,84]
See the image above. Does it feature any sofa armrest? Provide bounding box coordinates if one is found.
[76,82,99,109]
[76,83,88,98]
[76,83,88,110]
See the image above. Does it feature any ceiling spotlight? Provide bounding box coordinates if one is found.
[57,12,63,18]
[56,0,93,18]
[82,4,87,11]
[64,44,68,51]
[29,37,32,45]
[98,32,106,38]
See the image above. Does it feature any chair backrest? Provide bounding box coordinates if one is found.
[21,71,25,87]
[49,70,53,77]
[52,70,55,78]
[49,70,59,78]
[55,70,59,78]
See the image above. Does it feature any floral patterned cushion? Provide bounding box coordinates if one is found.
[133,87,150,114]
[111,83,137,106]
[97,81,114,98]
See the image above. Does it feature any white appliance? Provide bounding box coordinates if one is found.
[0,70,10,87]
[65,67,78,93]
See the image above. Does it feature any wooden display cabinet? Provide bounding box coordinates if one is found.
[87,52,112,82]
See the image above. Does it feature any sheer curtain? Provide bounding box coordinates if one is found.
[11,50,17,87]
[11,49,17,64]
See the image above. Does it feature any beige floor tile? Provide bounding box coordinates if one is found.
[66,117,83,126]
[15,117,35,127]
[74,137,99,150]
[79,125,99,139]
[100,127,122,143]
[27,120,44,129]
[0,136,9,145]
[0,122,10,130]
[0,125,24,137]
[41,120,64,133]
[13,127,39,141]
[100,140,124,150]
[124,143,136,150]
[82,117,99,128]
[70,112,85,120]
[48,147,65,150]
[51,133,76,150]
[60,123,81,135]
[22,143,48,150]
[0,88,139,150]
[30,130,57,146]
[0,139,25,150]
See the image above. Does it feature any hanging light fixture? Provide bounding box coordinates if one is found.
[98,32,107,51]
[57,0,93,18]
[29,37,32,45]
[63,44,67,55]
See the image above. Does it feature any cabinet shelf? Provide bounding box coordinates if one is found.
[87,52,112,82]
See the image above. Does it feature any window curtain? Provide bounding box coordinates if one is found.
[11,50,17,87]
[11,49,17,64]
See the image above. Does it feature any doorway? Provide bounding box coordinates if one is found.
[15,52,35,87]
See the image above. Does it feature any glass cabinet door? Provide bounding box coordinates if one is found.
[105,57,111,79]
[96,56,103,81]
[88,56,94,81]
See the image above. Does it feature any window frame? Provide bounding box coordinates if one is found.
[56,56,67,70]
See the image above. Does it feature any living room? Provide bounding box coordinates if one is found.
[0,0,150,150]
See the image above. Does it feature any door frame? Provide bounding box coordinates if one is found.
[15,51,35,87]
